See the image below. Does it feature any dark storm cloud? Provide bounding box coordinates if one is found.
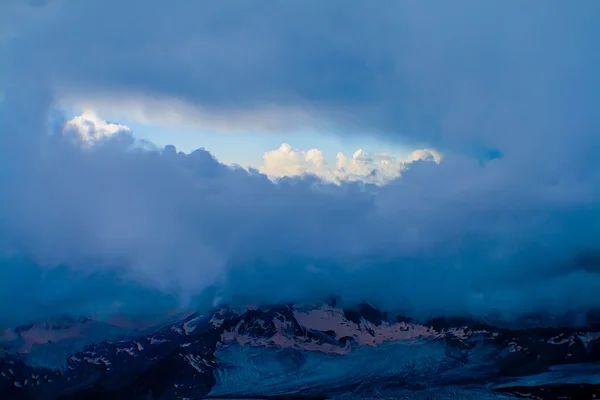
[0,0,599,325]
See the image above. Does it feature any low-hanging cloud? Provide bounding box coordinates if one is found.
[0,0,599,327]
[1,100,599,326]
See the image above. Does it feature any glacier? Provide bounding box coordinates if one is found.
[1,303,599,399]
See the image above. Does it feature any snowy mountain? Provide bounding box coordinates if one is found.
[1,304,599,399]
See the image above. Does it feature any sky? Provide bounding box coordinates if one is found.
[63,108,417,168]
[0,0,599,326]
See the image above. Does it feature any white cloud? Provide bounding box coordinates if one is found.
[63,110,131,144]
[260,144,442,185]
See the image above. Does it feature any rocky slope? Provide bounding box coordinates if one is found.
[1,304,599,399]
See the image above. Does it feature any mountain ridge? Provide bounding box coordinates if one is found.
[1,303,599,399]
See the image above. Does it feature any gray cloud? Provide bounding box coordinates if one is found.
[0,1,599,325]
[6,1,599,152]
[1,94,599,324]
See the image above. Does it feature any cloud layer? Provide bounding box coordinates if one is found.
[6,2,599,149]
[0,0,599,326]
[1,104,599,326]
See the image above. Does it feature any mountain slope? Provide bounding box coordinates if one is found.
[1,304,599,399]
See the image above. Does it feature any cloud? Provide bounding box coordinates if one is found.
[0,1,599,327]
[260,143,441,185]
[58,92,327,134]
[4,1,599,153]
[63,110,131,145]
[0,103,599,326]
